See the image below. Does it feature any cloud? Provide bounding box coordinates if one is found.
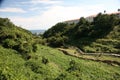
[8,4,105,30]
[31,0,62,4]
[21,0,62,5]
[29,7,40,11]
[0,7,26,13]
[9,17,36,29]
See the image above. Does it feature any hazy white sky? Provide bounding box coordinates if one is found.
[0,0,120,30]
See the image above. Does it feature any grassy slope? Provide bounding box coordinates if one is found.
[0,45,120,80]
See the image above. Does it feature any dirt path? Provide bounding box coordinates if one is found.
[58,48,120,66]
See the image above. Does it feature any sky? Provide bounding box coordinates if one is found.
[0,0,120,30]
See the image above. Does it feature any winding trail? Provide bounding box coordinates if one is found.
[58,48,120,66]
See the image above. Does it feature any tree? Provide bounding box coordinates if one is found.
[90,13,119,38]
[74,17,91,38]
[47,36,65,47]
[76,17,87,27]
[43,22,67,38]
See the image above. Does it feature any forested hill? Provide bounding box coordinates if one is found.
[0,17,37,54]
[43,13,120,53]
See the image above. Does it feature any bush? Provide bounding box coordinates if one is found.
[47,36,63,47]
[32,44,38,52]
[0,71,7,80]
[2,39,17,48]
[42,56,49,64]
[47,35,68,47]
[67,60,80,72]
[25,61,42,74]
[17,43,32,54]
[55,73,67,80]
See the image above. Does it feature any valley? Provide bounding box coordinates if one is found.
[0,12,120,80]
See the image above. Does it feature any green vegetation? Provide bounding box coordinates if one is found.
[0,14,120,80]
[58,47,120,66]
[0,45,120,80]
[0,18,36,54]
[43,13,120,53]
[44,22,71,47]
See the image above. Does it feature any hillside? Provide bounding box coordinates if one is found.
[0,16,120,80]
[0,17,37,54]
[0,45,120,80]
[43,13,120,53]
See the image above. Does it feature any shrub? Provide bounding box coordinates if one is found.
[0,71,7,80]
[67,60,80,72]
[55,73,67,80]
[25,61,42,74]
[47,35,68,47]
[42,56,49,64]
[32,43,38,52]
[2,39,17,48]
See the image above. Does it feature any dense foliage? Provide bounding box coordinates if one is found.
[0,18,37,54]
[43,13,120,53]
[43,22,74,47]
